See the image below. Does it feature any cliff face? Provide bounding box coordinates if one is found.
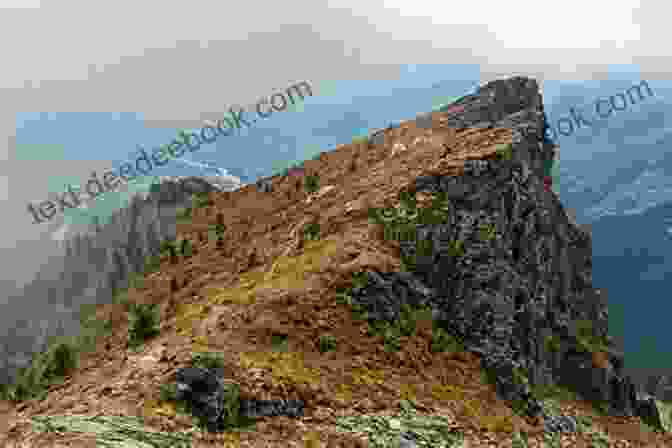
[0,176,234,384]
[348,77,636,418]
[1,77,669,447]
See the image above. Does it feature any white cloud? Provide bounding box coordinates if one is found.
[0,0,39,9]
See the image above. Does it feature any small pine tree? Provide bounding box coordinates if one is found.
[160,239,178,264]
[213,216,226,249]
[304,174,320,194]
[127,303,160,349]
[180,239,192,257]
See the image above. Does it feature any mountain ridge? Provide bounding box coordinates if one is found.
[1,76,670,447]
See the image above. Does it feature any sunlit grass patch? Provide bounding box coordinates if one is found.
[430,383,467,402]
[351,367,386,387]
[238,350,321,387]
[175,303,211,337]
[207,239,340,306]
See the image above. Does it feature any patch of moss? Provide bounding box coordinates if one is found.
[478,222,497,241]
[574,319,609,353]
[367,192,452,245]
[544,334,562,353]
[531,382,578,402]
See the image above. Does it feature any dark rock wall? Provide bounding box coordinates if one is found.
[351,77,644,419]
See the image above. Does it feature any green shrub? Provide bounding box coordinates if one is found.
[351,271,369,290]
[397,304,418,337]
[593,400,610,415]
[334,288,354,306]
[128,272,145,290]
[191,351,225,370]
[303,223,321,241]
[42,341,79,380]
[144,254,161,274]
[531,382,578,402]
[160,239,178,263]
[318,334,337,353]
[192,192,212,208]
[350,303,369,320]
[495,143,513,161]
[209,222,226,247]
[431,327,463,353]
[176,207,192,222]
[446,239,465,257]
[575,415,593,433]
[512,366,529,387]
[179,239,192,257]
[0,338,80,403]
[416,238,434,257]
[304,174,320,194]
[543,432,561,448]
[574,319,609,353]
[367,319,391,337]
[544,334,562,353]
[270,334,289,352]
[400,252,417,272]
[478,223,497,241]
[591,428,610,447]
[159,382,179,402]
[383,326,402,352]
[127,303,161,349]
[511,431,529,448]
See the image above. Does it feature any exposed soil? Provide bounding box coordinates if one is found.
[0,112,668,447]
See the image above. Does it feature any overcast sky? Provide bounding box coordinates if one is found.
[0,0,667,257]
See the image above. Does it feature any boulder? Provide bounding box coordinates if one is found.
[171,366,304,432]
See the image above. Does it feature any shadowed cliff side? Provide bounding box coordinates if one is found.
[0,176,238,385]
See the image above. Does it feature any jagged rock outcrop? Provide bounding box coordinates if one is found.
[349,76,651,427]
[172,366,304,431]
